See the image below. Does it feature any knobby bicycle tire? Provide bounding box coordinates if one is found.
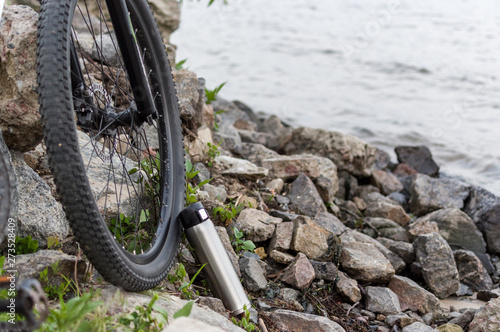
[0,131,11,240]
[37,0,185,291]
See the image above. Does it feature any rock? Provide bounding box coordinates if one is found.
[291,216,329,259]
[365,201,411,227]
[365,287,402,315]
[16,250,86,282]
[388,192,408,206]
[212,98,255,126]
[413,232,460,298]
[476,290,499,301]
[269,250,295,265]
[464,186,500,255]
[335,271,362,303]
[455,283,473,296]
[409,174,469,216]
[408,217,439,240]
[270,309,346,332]
[353,197,367,211]
[288,173,327,217]
[215,156,269,180]
[416,209,489,270]
[198,184,227,203]
[185,125,214,163]
[436,324,464,332]
[0,6,42,151]
[447,309,476,330]
[279,253,315,290]
[371,170,404,195]
[10,152,69,247]
[238,129,280,151]
[378,238,415,265]
[283,127,376,177]
[395,146,439,176]
[386,313,411,327]
[234,208,281,242]
[215,227,241,278]
[266,178,285,194]
[147,0,180,37]
[453,250,493,291]
[401,322,433,332]
[468,297,500,332]
[197,297,227,318]
[239,256,267,292]
[372,148,392,171]
[173,70,205,133]
[260,115,292,145]
[165,317,224,332]
[336,172,359,200]
[212,122,242,152]
[309,260,338,282]
[388,275,441,315]
[340,241,395,284]
[194,162,211,184]
[313,212,346,236]
[268,222,294,253]
[364,217,409,242]
[235,143,279,166]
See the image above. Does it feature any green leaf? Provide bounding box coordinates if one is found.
[175,58,188,70]
[173,301,194,319]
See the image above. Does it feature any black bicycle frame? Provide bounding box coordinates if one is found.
[70,0,157,126]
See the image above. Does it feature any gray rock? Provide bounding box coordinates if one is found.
[378,238,415,264]
[173,69,205,133]
[213,122,242,152]
[448,309,476,330]
[386,313,411,328]
[280,288,300,302]
[468,297,500,332]
[10,152,69,247]
[271,309,346,332]
[371,170,404,195]
[211,98,254,125]
[215,227,241,278]
[269,250,295,265]
[16,250,86,282]
[416,209,490,270]
[453,250,493,291]
[260,115,293,144]
[340,241,395,284]
[199,184,227,203]
[310,260,338,282]
[283,127,376,177]
[197,297,227,318]
[464,186,500,255]
[365,201,411,227]
[365,286,402,315]
[148,0,180,36]
[266,178,285,194]
[215,156,268,180]
[239,256,267,292]
[401,322,433,332]
[268,222,294,253]
[335,271,362,303]
[336,172,359,200]
[455,283,473,296]
[409,174,469,216]
[0,6,42,151]
[164,317,225,332]
[288,173,327,217]
[238,129,280,151]
[395,146,439,177]
[194,162,211,184]
[413,232,460,298]
[235,143,279,166]
[234,208,281,242]
[408,217,440,241]
[313,212,346,236]
[291,216,329,259]
[388,275,441,315]
[365,217,409,242]
[90,32,119,66]
[279,253,315,290]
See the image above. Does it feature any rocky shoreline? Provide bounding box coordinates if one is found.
[1,3,500,332]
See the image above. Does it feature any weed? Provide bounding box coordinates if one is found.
[213,202,244,224]
[129,154,161,201]
[15,235,39,254]
[231,305,255,332]
[231,228,256,254]
[109,211,150,253]
[205,82,226,105]
[38,261,75,300]
[167,263,206,299]
[119,293,168,331]
[213,110,226,130]
[206,141,221,166]
[47,236,62,250]
[185,160,211,205]
[175,58,188,70]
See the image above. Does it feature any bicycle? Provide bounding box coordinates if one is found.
[36,0,185,291]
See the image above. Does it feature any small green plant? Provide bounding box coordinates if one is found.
[109,210,150,253]
[129,154,161,200]
[15,235,39,254]
[213,202,244,224]
[213,110,226,130]
[39,261,76,299]
[205,82,226,104]
[167,263,206,299]
[185,160,211,205]
[231,228,256,254]
[39,292,103,331]
[175,58,188,70]
[119,293,168,331]
[206,141,221,166]
[47,236,61,250]
[231,305,255,332]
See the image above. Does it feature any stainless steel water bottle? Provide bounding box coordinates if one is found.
[179,202,251,315]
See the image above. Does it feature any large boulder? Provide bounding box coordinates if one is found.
[173,69,206,133]
[271,309,345,332]
[468,297,500,332]
[394,146,440,177]
[283,127,376,177]
[413,232,460,298]
[0,6,42,151]
[464,186,500,255]
[409,174,469,216]
[453,250,493,291]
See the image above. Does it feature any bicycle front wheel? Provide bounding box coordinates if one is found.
[37,0,185,291]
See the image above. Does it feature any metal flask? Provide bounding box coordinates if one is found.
[179,202,251,315]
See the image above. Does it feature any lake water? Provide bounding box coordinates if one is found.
[172,0,500,195]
